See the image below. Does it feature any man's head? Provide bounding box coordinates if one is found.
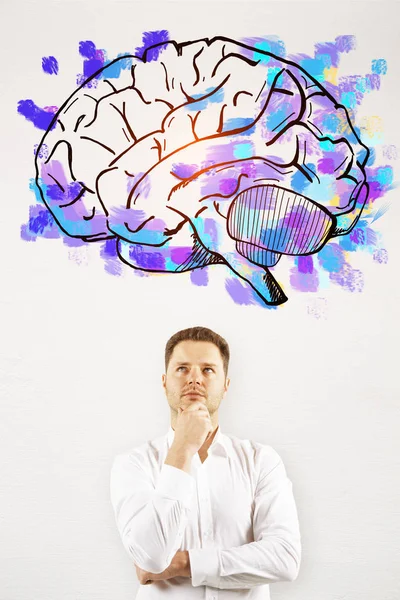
[163,327,230,424]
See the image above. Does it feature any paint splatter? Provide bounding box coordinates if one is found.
[225,278,255,305]
[190,268,209,286]
[373,248,388,264]
[17,100,58,130]
[100,239,123,276]
[135,30,170,61]
[307,297,328,320]
[18,33,395,306]
[42,56,59,75]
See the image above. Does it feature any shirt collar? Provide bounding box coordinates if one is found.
[167,424,229,458]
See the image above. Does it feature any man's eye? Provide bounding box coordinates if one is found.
[177,366,187,372]
[204,368,214,373]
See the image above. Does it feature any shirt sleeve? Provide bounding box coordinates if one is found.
[188,449,301,589]
[110,452,195,574]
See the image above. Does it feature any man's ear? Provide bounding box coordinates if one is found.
[162,374,166,390]
[224,376,231,393]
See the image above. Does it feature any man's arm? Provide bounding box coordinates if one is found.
[188,448,301,589]
[110,445,195,574]
[110,402,212,576]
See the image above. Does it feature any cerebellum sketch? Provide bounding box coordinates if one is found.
[34,35,370,305]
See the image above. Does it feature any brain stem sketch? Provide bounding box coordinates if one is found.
[35,36,370,305]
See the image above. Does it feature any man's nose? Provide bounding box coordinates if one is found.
[187,367,203,385]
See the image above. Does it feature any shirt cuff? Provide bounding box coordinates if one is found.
[189,547,220,588]
[156,463,195,510]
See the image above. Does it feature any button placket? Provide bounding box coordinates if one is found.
[197,464,213,548]
[197,463,218,599]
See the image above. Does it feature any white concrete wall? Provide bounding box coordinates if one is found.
[1,2,399,599]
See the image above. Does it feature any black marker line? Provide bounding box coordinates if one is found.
[193,47,204,86]
[211,52,260,78]
[133,86,152,105]
[103,79,117,93]
[334,156,349,173]
[83,207,96,221]
[155,98,174,110]
[48,173,65,192]
[80,136,116,155]
[63,97,79,114]
[59,186,85,208]
[274,88,294,96]
[123,215,156,234]
[109,101,137,142]
[74,114,86,132]
[271,111,296,133]
[160,61,170,92]
[217,104,228,134]
[255,81,266,103]
[233,90,253,107]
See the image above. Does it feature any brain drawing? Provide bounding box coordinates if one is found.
[36,36,370,305]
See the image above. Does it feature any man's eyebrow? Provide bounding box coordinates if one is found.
[174,361,218,367]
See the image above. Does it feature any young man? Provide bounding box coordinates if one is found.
[110,326,301,598]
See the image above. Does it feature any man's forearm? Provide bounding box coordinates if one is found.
[165,442,194,474]
[135,550,191,584]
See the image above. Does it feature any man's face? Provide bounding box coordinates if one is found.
[162,340,230,417]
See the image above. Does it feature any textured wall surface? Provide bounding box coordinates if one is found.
[1,2,399,600]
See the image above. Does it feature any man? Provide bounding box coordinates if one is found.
[110,326,301,598]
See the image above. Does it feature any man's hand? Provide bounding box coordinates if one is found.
[165,400,213,473]
[135,550,191,585]
[174,400,213,455]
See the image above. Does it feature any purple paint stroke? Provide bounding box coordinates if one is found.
[78,41,106,82]
[204,218,219,244]
[373,248,388,264]
[315,41,341,68]
[190,268,209,286]
[219,178,239,195]
[79,40,97,58]
[335,35,357,53]
[170,247,193,265]
[63,236,87,248]
[290,256,319,292]
[330,263,364,292]
[129,244,165,270]
[34,143,48,160]
[349,225,378,248]
[20,205,60,241]
[225,278,254,305]
[100,239,122,276]
[318,158,336,175]
[42,56,59,75]
[171,163,199,179]
[290,268,319,293]
[135,30,170,61]
[17,100,58,130]
[298,256,314,274]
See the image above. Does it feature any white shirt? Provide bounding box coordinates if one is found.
[110,425,301,599]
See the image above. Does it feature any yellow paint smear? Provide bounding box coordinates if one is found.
[323,67,338,86]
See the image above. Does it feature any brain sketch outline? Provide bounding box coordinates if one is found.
[35,35,370,305]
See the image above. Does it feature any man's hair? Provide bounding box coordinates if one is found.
[165,326,230,375]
